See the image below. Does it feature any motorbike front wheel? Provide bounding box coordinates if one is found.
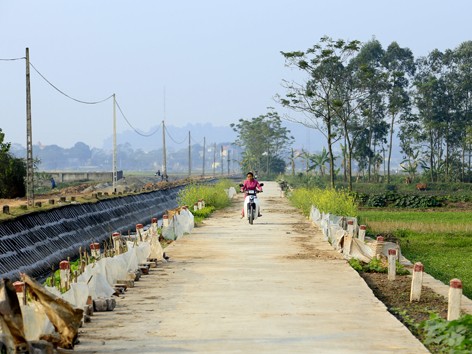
[248,204,254,224]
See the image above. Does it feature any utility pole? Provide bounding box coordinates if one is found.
[162,120,167,176]
[25,48,34,207]
[221,145,224,175]
[112,94,117,193]
[188,131,191,177]
[213,143,216,176]
[202,137,206,176]
[227,149,230,175]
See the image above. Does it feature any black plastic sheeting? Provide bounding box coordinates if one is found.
[0,186,185,280]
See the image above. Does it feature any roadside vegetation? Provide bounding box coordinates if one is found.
[358,210,472,300]
[177,179,236,223]
[288,187,357,217]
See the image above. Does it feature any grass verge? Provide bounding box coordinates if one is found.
[358,209,472,299]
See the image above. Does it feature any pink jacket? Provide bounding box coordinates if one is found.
[241,179,262,195]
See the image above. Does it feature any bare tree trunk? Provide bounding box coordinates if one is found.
[462,147,465,182]
[387,113,395,184]
[429,131,434,183]
[327,123,335,188]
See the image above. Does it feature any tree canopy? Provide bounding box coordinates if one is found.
[0,129,26,198]
[230,110,293,176]
[278,36,472,186]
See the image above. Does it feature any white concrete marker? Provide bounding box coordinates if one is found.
[13,281,25,305]
[150,217,158,236]
[375,236,384,259]
[448,278,463,321]
[410,262,424,302]
[358,225,366,241]
[59,260,70,290]
[343,233,352,256]
[194,203,198,212]
[387,249,397,281]
[163,214,169,227]
[112,232,122,255]
[90,242,100,259]
[136,223,144,241]
[347,220,354,237]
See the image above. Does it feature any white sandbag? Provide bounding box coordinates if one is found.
[149,234,164,260]
[22,304,55,341]
[136,242,151,264]
[112,254,131,280]
[179,209,195,234]
[124,242,140,271]
[87,272,115,299]
[62,283,89,309]
[44,286,62,297]
[226,187,237,199]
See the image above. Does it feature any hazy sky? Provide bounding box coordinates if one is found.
[1,1,471,149]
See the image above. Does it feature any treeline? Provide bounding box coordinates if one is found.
[10,141,236,173]
[277,37,472,189]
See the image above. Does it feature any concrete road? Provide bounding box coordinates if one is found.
[75,182,428,354]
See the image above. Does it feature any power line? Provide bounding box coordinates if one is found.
[4,56,161,139]
[115,99,161,137]
[165,126,187,144]
[0,57,25,61]
[29,62,114,104]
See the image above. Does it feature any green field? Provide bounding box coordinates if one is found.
[358,209,472,298]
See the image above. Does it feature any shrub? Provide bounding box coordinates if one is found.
[288,187,358,217]
[349,257,410,275]
[177,179,234,210]
[420,313,472,353]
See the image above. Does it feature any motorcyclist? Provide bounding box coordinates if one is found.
[240,171,263,218]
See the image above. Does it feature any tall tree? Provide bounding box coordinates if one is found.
[230,110,293,175]
[381,42,415,183]
[277,36,361,188]
[350,39,388,181]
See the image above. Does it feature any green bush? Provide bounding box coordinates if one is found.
[288,187,358,217]
[361,192,442,208]
[177,179,234,210]
[349,257,410,275]
[191,206,216,223]
[420,313,472,353]
[348,258,363,271]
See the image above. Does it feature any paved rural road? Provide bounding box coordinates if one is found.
[75,182,428,354]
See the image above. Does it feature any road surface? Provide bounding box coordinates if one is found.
[75,181,428,353]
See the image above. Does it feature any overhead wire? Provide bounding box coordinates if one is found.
[165,125,188,145]
[0,57,25,61]
[4,57,162,139]
[115,99,161,137]
[29,62,114,104]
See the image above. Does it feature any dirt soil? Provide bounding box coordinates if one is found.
[362,272,449,320]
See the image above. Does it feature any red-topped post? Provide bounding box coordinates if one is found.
[387,249,397,281]
[448,279,463,321]
[59,260,70,290]
[410,262,424,302]
[358,225,366,242]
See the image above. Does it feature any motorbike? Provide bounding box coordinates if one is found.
[240,183,264,224]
